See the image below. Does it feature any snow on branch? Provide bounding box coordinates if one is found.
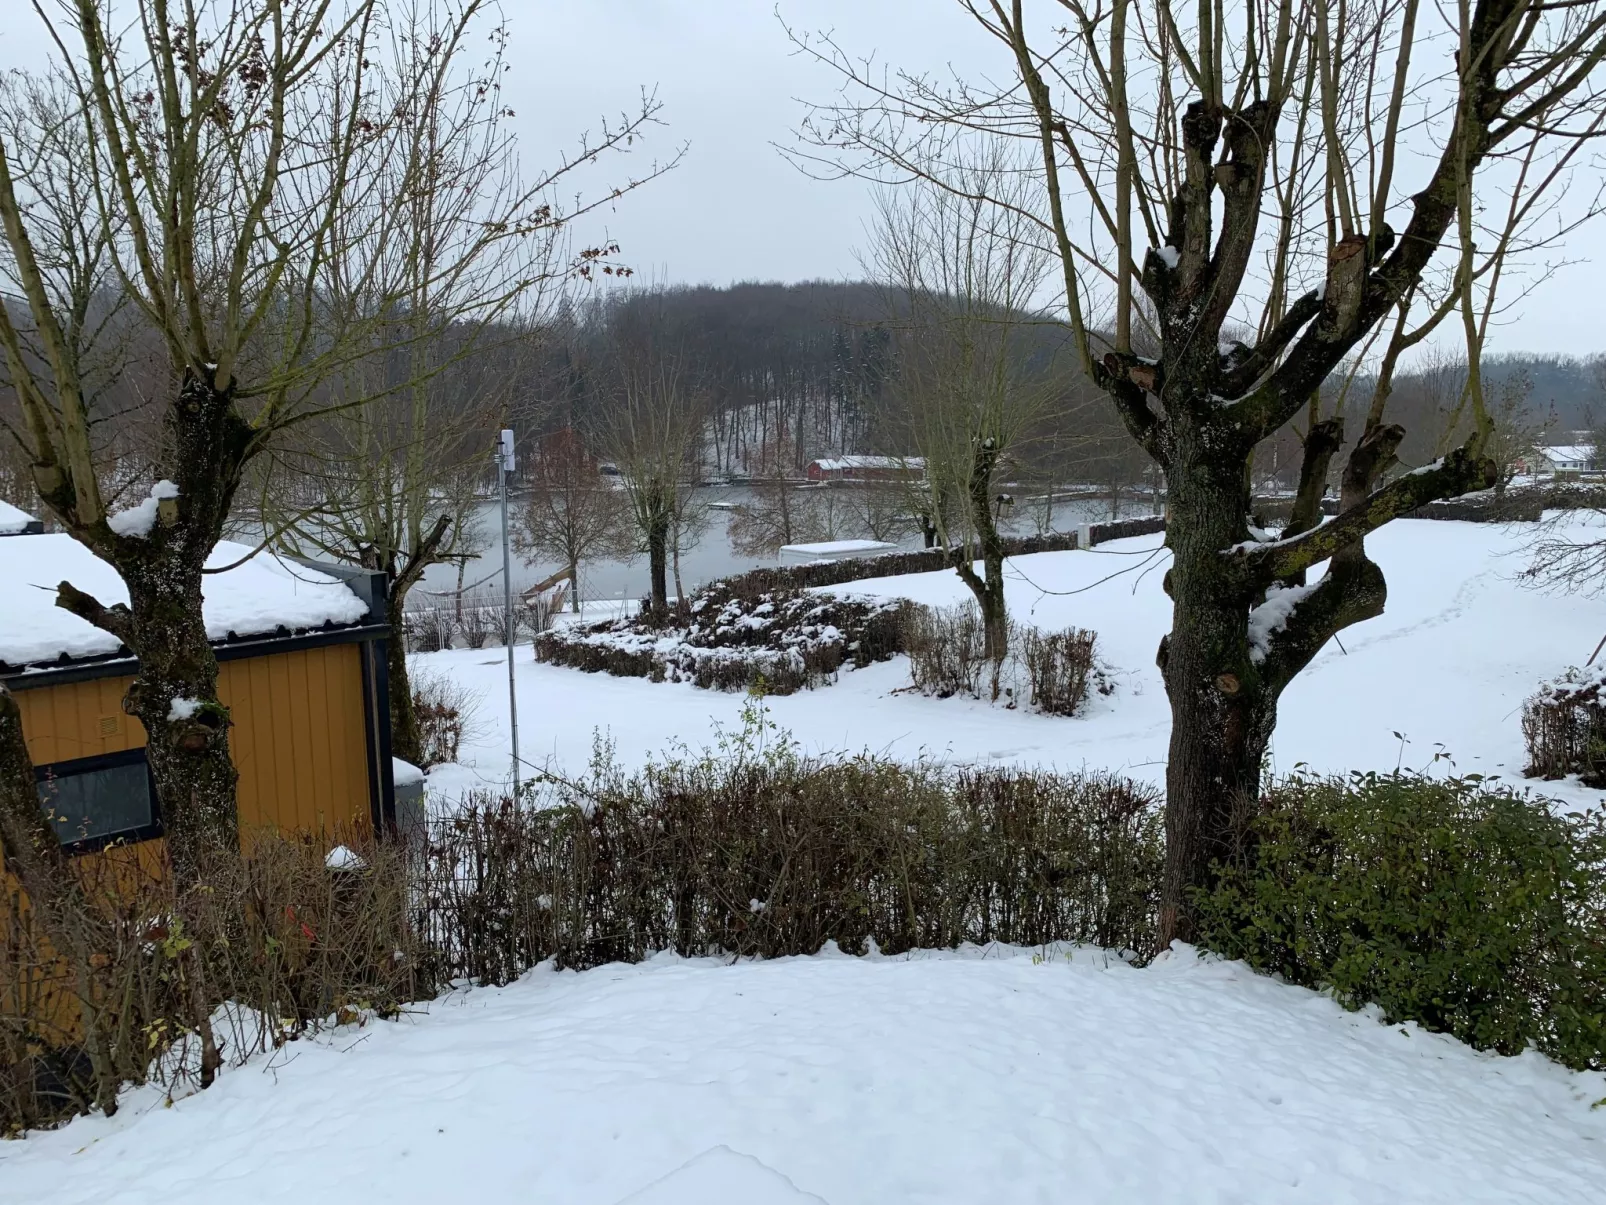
[1224,447,1496,584]
[106,480,180,539]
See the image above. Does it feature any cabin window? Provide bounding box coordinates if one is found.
[36,748,162,851]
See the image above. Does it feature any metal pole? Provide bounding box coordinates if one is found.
[499,428,520,794]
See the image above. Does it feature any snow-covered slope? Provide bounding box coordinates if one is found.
[424,518,1604,810]
[4,946,1602,1204]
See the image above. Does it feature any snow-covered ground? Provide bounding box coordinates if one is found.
[426,517,1605,811]
[5,944,1603,1204]
[8,517,1604,1200]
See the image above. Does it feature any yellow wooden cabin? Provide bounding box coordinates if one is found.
[0,528,399,858]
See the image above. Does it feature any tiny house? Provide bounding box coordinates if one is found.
[804,456,925,484]
[0,534,397,854]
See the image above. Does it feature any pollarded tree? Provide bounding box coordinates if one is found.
[796,0,1606,942]
[600,297,707,620]
[0,0,674,882]
[871,164,1065,672]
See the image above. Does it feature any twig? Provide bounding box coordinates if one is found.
[1586,631,1606,667]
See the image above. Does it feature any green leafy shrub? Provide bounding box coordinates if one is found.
[1195,771,1606,1069]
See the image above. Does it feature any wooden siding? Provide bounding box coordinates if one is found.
[10,642,373,840]
[3,642,376,1045]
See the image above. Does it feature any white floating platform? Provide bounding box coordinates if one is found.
[778,539,899,564]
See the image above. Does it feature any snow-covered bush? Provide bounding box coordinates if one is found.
[534,584,910,695]
[1521,665,1606,785]
[403,604,455,653]
[410,669,480,767]
[1195,771,1606,1070]
[902,602,1100,716]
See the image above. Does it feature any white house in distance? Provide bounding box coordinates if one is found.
[805,455,925,484]
[1534,441,1599,475]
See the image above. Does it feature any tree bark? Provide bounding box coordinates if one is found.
[647,513,670,620]
[952,438,1010,688]
[112,559,240,885]
[38,374,253,887]
[385,589,423,767]
[1155,429,1273,946]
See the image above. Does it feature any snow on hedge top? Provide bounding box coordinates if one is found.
[0,535,371,669]
[0,499,37,535]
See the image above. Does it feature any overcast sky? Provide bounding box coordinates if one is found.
[1,1,1599,356]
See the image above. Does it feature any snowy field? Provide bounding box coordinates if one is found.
[5,945,1604,1204]
[9,516,1606,1202]
[427,517,1605,812]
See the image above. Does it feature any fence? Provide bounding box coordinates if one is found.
[402,585,569,654]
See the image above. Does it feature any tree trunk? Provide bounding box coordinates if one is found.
[116,559,240,886]
[955,439,1010,691]
[569,558,581,612]
[39,373,251,890]
[1156,443,1273,948]
[385,588,423,767]
[647,514,670,620]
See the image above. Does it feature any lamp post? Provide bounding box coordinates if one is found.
[497,427,520,793]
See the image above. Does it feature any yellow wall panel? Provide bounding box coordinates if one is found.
[10,641,374,844]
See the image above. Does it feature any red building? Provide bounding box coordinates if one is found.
[805,456,925,483]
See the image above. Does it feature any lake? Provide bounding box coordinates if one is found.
[415,485,1138,609]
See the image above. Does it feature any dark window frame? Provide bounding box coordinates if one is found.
[34,746,163,854]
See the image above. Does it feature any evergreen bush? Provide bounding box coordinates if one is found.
[1195,771,1606,1070]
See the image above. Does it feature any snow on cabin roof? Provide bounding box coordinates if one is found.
[779,539,899,558]
[0,499,38,535]
[1541,445,1595,464]
[391,758,426,788]
[809,456,925,472]
[0,535,372,671]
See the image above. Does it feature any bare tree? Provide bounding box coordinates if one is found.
[847,480,916,543]
[795,0,1606,942]
[601,304,706,620]
[727,430,821,557]
[517,426,630,613]
[0,0,675,881]
[250,4,605,765]
[871,166,1063,673]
